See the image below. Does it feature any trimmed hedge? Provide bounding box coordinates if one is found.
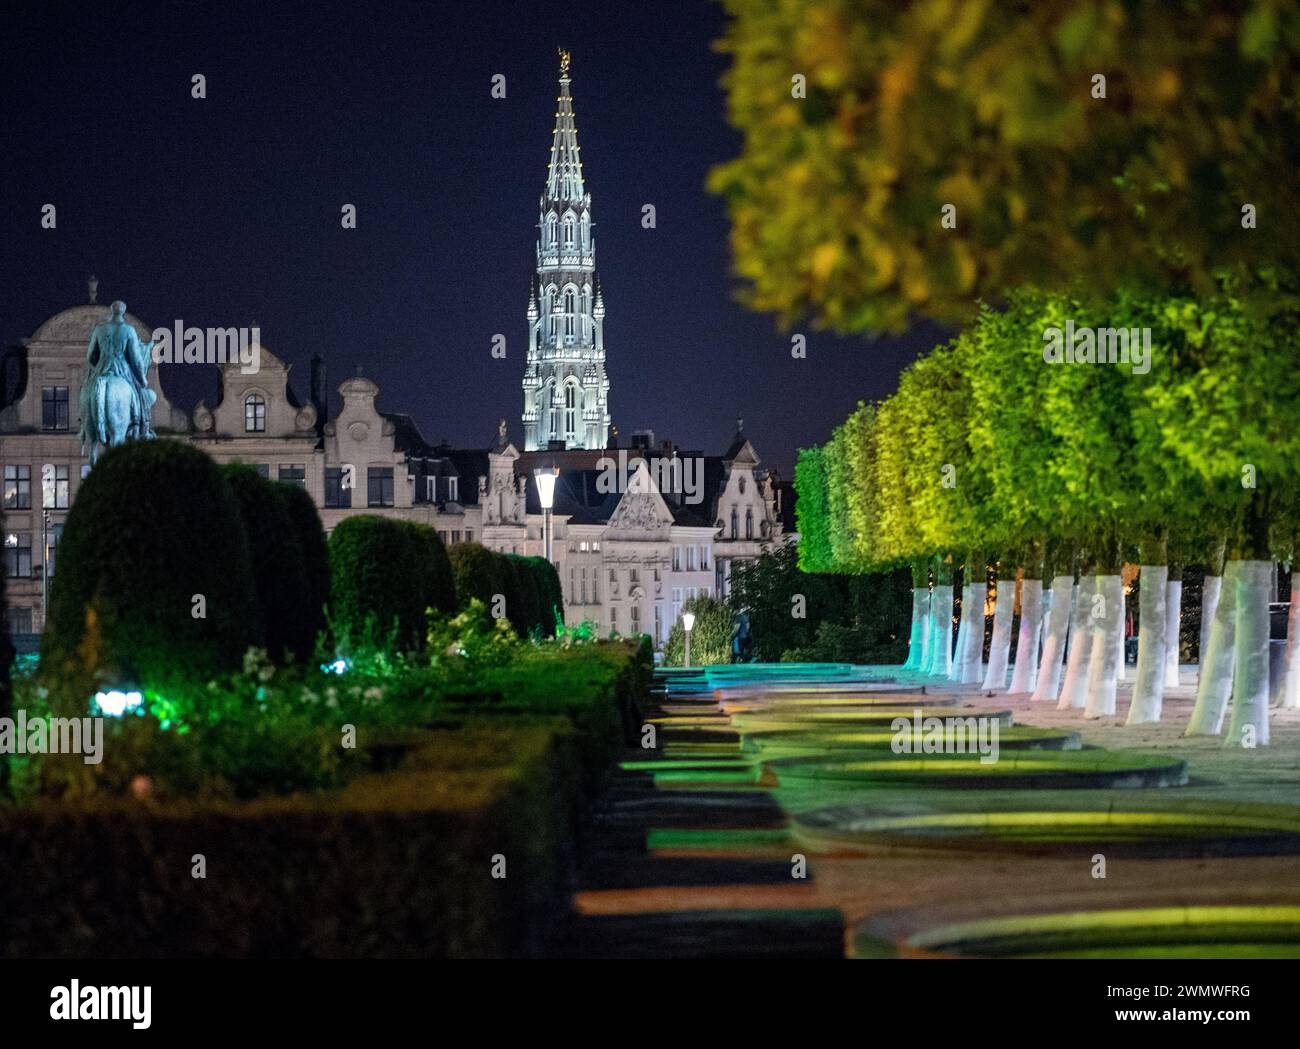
[221,465,311,663]
[663,595,733,666]
[328,516,457,652]
[276,481,330,658]
[448,543,509,615]
[45,440,259,688]
[524,556,564,636]
[0,641,652,957]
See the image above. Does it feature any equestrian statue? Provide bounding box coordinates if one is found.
[80,300,157,465]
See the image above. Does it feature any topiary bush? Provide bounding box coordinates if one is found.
[523,556,564,637]
[45,439,259,690]
[221,465,311,664]
[503,554,542,637]
[328,517,456,654]
[276,481,330,658]
[663,595,733,666]
[448,543,510,618]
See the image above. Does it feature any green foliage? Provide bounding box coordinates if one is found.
[729,543,911,663]
[710,0,1300,331]
[328,517,457,654]
[503,554,542,637]
[221,465,311,663]
[426,599,520,674]
[448,542,509,613]
[276,481,330,655]
[793,446,832,571]
[523,556,564,636]
[662,595,733,666]
[45,439,259,690]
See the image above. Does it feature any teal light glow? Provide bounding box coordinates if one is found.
[93,689,143,717]
[323,658,350,675]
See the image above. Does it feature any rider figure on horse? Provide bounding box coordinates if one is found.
[80,300,157,463]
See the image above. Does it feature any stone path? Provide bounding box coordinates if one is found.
[557,664,1300,958]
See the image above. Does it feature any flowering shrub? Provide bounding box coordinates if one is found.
[426,600,520,673]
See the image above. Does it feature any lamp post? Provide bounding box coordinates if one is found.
[682,610,695,668]
[534,466,560,563]
[41,509,50,624]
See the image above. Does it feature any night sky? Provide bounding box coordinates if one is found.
[2,0,944,475]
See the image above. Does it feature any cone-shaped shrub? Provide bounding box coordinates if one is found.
[524,555,564,636]
[448,543,509,616]
[276,481,330,657]
[503,554,542,637]
[45,439,258,687]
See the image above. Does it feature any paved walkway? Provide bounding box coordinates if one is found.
[559,664,1300,958]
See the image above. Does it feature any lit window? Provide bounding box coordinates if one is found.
[4,465,31,510]
[244,395,266,432]
[42,465,69,509]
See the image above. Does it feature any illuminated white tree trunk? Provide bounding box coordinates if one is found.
[1084,574,1123,718]
[903,588,930,670]
[1163,578,1183,687]
[1127,564,1168,725]
[1033,576,1073,702]
[1008,577,1043,694]
[928,584,954,677]
[982,576,1015,690]
[1113,586,1128,682]
[961,581,987,684]
[1199,574,1222,678]
[1225,560,1272,748]
[1186,560,1237,736]
[949,583,972,681]
[1058,576,1095,710]
[1282,576,1300,709]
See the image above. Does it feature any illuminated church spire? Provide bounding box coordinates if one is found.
[522,49,609,451]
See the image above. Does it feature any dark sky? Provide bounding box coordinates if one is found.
[1,0,942,475]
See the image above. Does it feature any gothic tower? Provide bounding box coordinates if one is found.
[522,49,610,451]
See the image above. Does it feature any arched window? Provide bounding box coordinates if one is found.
[580,212,591,249]
[546,381,557,439]
[244,394,265,432]
[562,213,576,249]
[546,213,558,248]
[745,508,754,539]
[563,287,577,339]
[739,476,746,495]
[545,284,558,341]
[730,506,738,539]
[564,384,578,443]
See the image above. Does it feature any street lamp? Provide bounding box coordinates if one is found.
[682,610,695,668]
[534,466,560,563]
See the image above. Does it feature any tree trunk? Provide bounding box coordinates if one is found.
[1033,575,1073,702]
[1058,574,1095,710]
[1163,562,1184,687]
[1186,559,1238,736]
[1008,576,1043,693]
[1225,559,1272,747]
[1281,576,1300,709]
[949,582,972,682]
[928,556,955,678]
[1200,575,1222,674]
[1127,563,1168,724]
[963,580,988,683]
[982,571,1015,690]
[903,561,930,671]
[1084,573,1124,718]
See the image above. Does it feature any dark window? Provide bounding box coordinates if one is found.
[254,464,269,479]
[42,387,69,431]
[325,467,351,508]
[5,532,32,578]
[4,465,31,509]
[42,464,69,509]
[451,530,462,544]
[437,530,448,544]
[244,395,266,432]
[465,529,474,544]
[745,508,754,540]
[730,507,738,539]
[367,467,394,507]
[278,464,306,487]
[6,607,32,634]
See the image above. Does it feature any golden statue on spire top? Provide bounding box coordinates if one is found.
[558,48,571,77]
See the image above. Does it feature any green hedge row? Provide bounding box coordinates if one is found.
[447,543,563,638]
[328,516,457,652]
[44,443,330,687]
[0,641,652,957]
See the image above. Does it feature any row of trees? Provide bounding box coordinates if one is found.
[796,285,1298,745]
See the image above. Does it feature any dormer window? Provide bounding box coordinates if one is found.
[448,476,459,502]
[244,394,266,432]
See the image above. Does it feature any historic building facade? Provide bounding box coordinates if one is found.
[0,55,787,646]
